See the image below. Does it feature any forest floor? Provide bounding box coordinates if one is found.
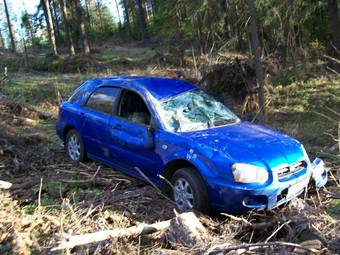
[0,44,339,254]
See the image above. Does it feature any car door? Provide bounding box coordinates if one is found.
[107,89,160,179]
[80,86,120,159]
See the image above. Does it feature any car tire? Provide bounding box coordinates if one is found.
[171,168,210,213]
[65,129,86,163]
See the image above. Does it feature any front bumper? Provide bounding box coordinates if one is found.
[208,158,328,213]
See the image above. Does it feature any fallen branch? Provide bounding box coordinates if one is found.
[265,220,291,242]
[51,219,171,251]
[326,66,340,76]
[206,241,320,255]
[134,166,176,205]
[325,192,340,199]
[221,213,277,230]
[324,54,340,65]
[0,180,12,189]
[221,213,252,226]
[338,121,340,152]
[58,166,132,185]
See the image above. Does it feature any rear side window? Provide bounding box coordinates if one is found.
[69,82,90,103]
[85,87,119,115]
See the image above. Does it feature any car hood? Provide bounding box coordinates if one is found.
[180,122,305,169]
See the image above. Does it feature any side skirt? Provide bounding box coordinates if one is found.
[87,153,162,187]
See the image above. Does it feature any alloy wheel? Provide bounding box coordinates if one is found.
[67,134,81,161]
[174,177,194,211]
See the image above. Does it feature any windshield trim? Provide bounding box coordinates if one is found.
[159,88,197,103]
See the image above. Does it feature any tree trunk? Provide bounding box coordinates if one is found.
[42,0,58,56]
[136,0,147,40]
[114,0,122,28]
[0,29,4,49]
[23,38,29,65]
[50,0,61,42]
[222,0,231,40]
[29,27,34,45]
[59,0,75,56]
[328,0,340,52]
[122,0,131,31]
[74,0,91,54]
[84,0,91,25]
[245,0,265,118]
[3,0,16,52]
[96,0,104,31]
[67,0,80,50]
[150,0,156,18]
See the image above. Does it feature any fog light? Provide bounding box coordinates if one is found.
[243,195,267,206]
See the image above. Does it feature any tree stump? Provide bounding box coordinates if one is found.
[165,212,208,248]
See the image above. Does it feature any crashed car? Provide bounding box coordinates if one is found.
[56,76,328,213]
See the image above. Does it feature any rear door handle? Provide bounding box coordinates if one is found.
[113,124,122,129]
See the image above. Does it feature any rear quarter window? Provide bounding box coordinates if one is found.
[68,81,91,103]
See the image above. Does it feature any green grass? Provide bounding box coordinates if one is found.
[0,73,83,112]
[38,119,60,145]
[95,46,156,63]
[268,76,340,156]
[21,180,104,215]
[327,200,340,216]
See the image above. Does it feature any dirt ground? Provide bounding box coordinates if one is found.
[0,44,339,254]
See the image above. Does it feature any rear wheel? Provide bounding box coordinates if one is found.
[65,129,85,162]
[171,168,210,213]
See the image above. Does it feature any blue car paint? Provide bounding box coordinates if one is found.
[56,76,328,213]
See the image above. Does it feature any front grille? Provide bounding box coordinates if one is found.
[277,160,307,179]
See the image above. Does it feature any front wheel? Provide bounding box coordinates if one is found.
[171,168,210,213]
[65,129,85,163]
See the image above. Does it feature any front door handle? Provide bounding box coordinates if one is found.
[113,124,122,130]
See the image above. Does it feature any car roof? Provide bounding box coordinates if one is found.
[89,76,197,100]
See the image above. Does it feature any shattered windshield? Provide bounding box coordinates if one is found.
[155,89,240,132]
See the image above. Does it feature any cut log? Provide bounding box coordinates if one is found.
[0,180,12,189]
[51,212,206,251]
[294,239,322,254]
[165,211,207,248]
[51,220,171,251]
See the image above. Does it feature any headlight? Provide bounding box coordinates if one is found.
[232,163,269,184]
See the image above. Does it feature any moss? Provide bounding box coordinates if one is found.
[327,200,340,216]
[21,204,37,215]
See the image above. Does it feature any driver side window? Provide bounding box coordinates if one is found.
[118,90,151,126]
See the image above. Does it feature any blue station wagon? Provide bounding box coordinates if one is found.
[56,76,328,213]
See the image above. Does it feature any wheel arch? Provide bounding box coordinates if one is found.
[162,158,206,192]
[63,125,76,141]
[163,158,211,213]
